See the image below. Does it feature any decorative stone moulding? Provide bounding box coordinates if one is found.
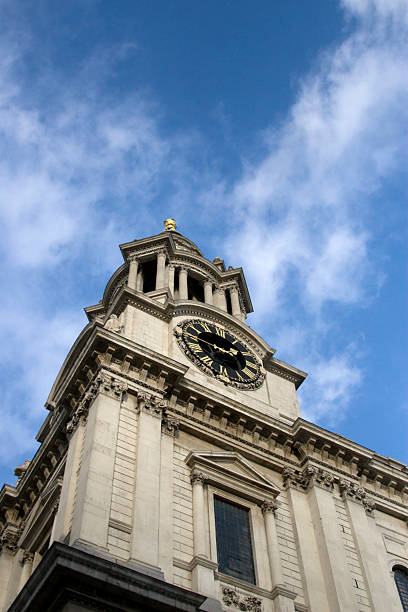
[339,479,376,515]
[221,586,262,612]
[137,392,167,418]
[161,415,180,437]
[66,370,128,435]
[282,466,335,491]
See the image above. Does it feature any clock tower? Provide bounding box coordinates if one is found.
[1,221,407,612]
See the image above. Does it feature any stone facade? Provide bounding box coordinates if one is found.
[0,226,407,611]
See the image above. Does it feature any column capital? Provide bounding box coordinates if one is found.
[339,479,376,515]
[302,466,335,491]
[0,525,20,556]
[21,550,34,565]
[190,470,207,486]
[261,499,279,514]
[282,466,335,492]
[161,415,179,437]
[137,392,167,418]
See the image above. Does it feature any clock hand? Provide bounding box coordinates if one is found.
[185,333,238,356]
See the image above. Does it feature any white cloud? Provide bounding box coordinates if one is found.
[224,0,408,421]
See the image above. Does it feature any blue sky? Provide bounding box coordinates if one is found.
[0,0,407,486]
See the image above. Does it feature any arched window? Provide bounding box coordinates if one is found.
[394,565,408,611]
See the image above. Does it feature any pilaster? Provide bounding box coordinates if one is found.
[339,480,402,612]
[159,415,179,582]
[130,392,166,576]
[283,468,331,612]
[0,529,19,611]
[303,467,355,612]
[69,372,126,551]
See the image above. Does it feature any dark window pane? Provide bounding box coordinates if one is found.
[394,566,408,611]
[214,496,255,584]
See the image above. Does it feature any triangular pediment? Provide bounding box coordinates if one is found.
[186,451,281,502]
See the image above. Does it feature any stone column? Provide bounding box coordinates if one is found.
[204,280,213,305]
[262,501,283,585]
[190,470,217,598]
[191,471,208,559]
[155,251,166,290]
[229,286,241,317]
[283,468,331,612]
[262,501,296,612]
[130,393,166,577]
[168,264,175,297]
[339,481,402,612]
[128,257,138,290]
[214,287,227,311]
[179,267,188,300]
[69,373,126,551]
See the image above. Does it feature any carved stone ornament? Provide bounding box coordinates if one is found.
[261,500,278,514]
[137,392,167,418]
[161,415,180,437]
[21,550,34,565]
[97,371,128,399]
[0,526,20,555]
[67,371,127,435]
[190,470,207,486]
[339,480,376,515]
[302,466,335,490]
[283,466,334,491]
[104,313,121,333]
[222,587,262,611]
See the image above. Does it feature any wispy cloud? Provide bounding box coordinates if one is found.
[0,11,205,474]
[224,0,408,422]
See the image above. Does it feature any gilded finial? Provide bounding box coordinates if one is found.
[164,218,177,231]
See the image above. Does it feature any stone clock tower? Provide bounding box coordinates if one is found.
[1,221,407,612]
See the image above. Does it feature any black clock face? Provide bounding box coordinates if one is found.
[178,319,264,389]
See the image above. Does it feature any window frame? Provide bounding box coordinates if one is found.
[208,485,260,585]
[186,450,281,590]
[393,564,408,612]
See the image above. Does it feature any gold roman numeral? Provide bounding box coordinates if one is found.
[200,322,212,333]
[188,342,202,353]
[218,365,228,376]
[214,326,225,338]
[241,367,255,377]
[201,355,213,366]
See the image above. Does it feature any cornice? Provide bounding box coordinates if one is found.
[166,394,408,515]
[47,322,188,407]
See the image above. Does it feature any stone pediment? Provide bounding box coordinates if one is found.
[185,450,281,503]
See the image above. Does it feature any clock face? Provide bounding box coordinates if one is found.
[176,319,265,389]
